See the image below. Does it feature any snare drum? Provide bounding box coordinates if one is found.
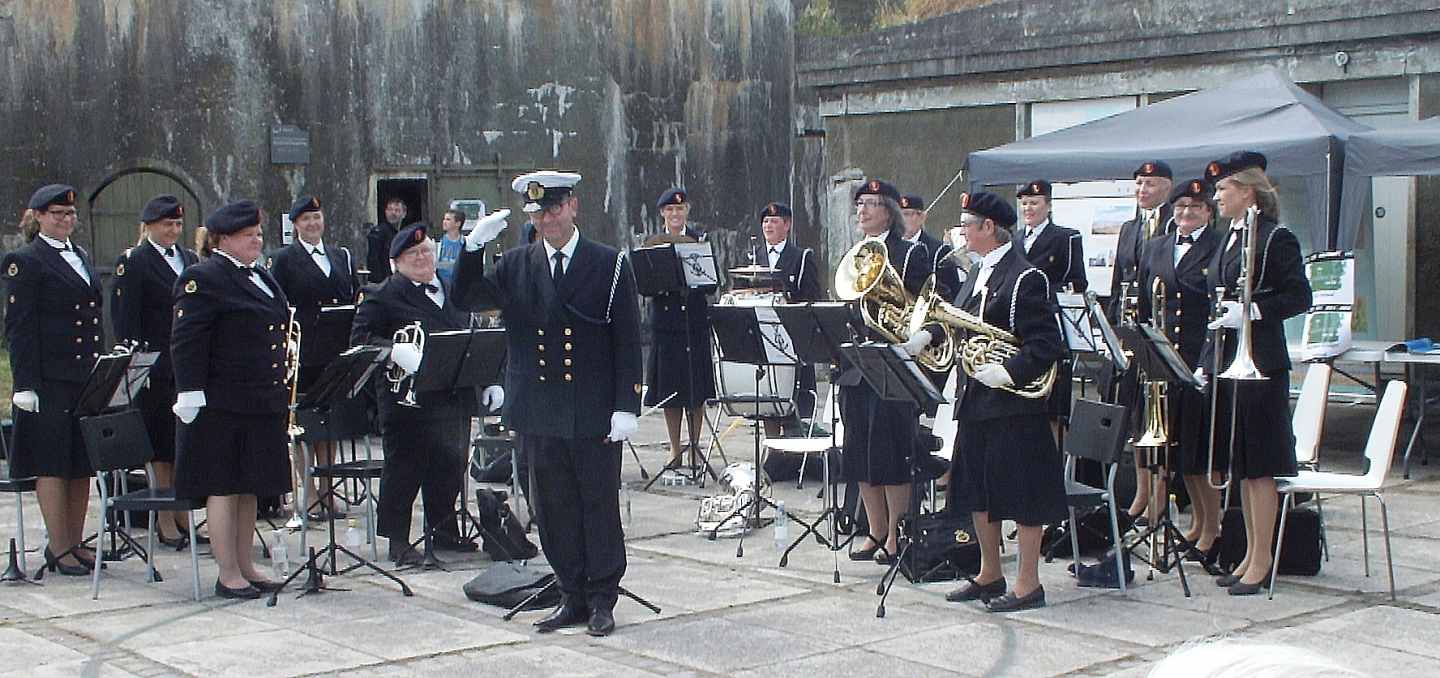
[714,292,797,418]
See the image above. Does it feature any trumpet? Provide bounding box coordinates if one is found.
[285,307,304,438]
[833,238,914,344]
[387,321,425,408]
[906,278,1056,399]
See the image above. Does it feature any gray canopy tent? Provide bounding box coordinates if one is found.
[1337,116,1440,249]
[964,69,1370,249]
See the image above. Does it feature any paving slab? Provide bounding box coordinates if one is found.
[1292,605,1440,660]
[0,626,88,669]
[865,619,1136,677]
[138,627,384,678]
[1251,625,1438,675]
[733,646,966,678]
[725,591,970,645]
[1120,570,1346,623]
[52,603,281,650]
[1021,595,1251,647]
[603,615,845,673]
[295,607,528,660]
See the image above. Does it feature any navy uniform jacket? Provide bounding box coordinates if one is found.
[2,239,104,389]
[1136,225,1221,368]
[171,256,291,415]
[452,232,643,440]
[349,275,478,424]
[1107,204,1173,323]
[649,227,712,336]
[916,229,961,302]
[365,222,399,283]
[951,247,1066,422]
[1198,216,1312,374]
[1020,220,1088,295]
[750,240,824,302]
[112,242,199,385]
[269,240,360,366]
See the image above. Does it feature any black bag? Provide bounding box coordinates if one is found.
[1218,503,1322,576]
[463,561,560,610]
[1074,547,1135,588]
[900,511,981,583]
[471,450,515,484]
[1043,508,1120,559]
[762,448,839,483]
[474,489,539,561]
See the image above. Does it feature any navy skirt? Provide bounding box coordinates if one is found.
[9,380,92,479]
[949,414,1067,526]
[1212,371,1296,480]
[175,408,291,499]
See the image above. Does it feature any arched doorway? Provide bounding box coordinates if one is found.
[86,168,203,274]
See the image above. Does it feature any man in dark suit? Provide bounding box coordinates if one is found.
[1106,162,1174,323]
[269,195,361,521]
[751,201,823,426]
[900,194,961,301]
[452,171,642,637]
[936,191,1067,613]
[365,197,407,283]
[350,224,501,563]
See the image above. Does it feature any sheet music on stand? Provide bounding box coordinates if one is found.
[673,242,719,289]
[1058,291,1129,372]
[302,305,357,367]
[753,306,799,366]
[76,351,159,416]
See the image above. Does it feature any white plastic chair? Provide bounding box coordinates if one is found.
[1291,363,1333,559]
[1268,380,1406,600]
[764,386,841,488]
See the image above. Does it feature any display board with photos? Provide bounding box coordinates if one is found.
[1300,251,1356,361]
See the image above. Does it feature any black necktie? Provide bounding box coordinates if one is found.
[552,252,565,283]
[164,246,175,257]
[1177,234,1195,245]
[422,282,439,294]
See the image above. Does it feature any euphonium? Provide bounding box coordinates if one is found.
[387,321,425,408]
[284,307,305,438]
[905,280,1056,399]
[833,238,914,344]
[1218,205,1265,382]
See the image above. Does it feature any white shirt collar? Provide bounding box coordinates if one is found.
[1229,217,1247,231]
[299,237,325,252]
[543,226,581,263]
[148,237,179,256]
[766,240,787,254]
[212,248,253,269]
[37,233,71,251]
[1025,219,1049,238]
[903,230,922,243]
[981,242,1012,269]
[1180,224,1207,242]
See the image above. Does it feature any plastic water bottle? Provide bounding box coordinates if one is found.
[344,518,363,548]
[773,500,790,550]
[271,530,289,579]
[620,485,634,528]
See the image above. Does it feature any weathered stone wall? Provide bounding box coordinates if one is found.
[0,0,797,260]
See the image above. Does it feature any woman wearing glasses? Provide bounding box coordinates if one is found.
[3,184,105,575]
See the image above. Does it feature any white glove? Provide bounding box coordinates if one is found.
[481,384,505,411]
[464,209,511,251]
[12,390,38,413]
[1207,301,1262,331]
[391,342,422,374]
[606,411,638,443]
[973,364,1015,389]
[172,390,206,424]
[899,329,933,357]
[1193,367,1209,390]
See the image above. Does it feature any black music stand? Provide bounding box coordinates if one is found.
[772,303,861,581]
[707,305,809,558]
[293,306,367,517]
[269,345,411,606]
[76,350,158,566]
[396,328,507,570]
[633,242,720,485]
[1116,323,1203,597]
[838,342,946,617]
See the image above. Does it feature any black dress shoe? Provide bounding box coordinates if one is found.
[874,549,896,566]
[389,546,425,567]
[945,577,1007,603]
[1227,573,1275,596]
[215,581,262,600]
[587,608,616,637]
[1215,573,1241,587]
[246,578,284,593]
[534,605,590,633]
[848,536,886,561]
[44,548,90,576]
[986,586,1046,613]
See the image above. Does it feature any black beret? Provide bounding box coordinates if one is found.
[1168,177,1215,207]
[205,200,261,235]
[1205,151,1267,184]
[288,195,322,221]
[389,223,429,259]
[28,184,77,210]
[1133,161,1173,179]
[758,201,792,219]
[898,194,926,210]
[1016,180,1052,199]
[140,194,183,223]
[854,178,900,203]
[959,191,1017,229]
[656,188,688,209]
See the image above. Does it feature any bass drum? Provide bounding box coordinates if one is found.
[714,291,796,419]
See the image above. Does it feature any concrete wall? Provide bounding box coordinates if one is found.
[0,0,797,265]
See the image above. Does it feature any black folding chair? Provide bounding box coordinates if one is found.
[1063,399,1131,593]
[80,410,203,601]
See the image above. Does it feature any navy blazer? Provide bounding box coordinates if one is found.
[649,226,712,336]
[112,241,199,385]
[171,255,291,415]
[269,240,360,365]
[751,240,824,302]
[1198,216,1312,374]
[1136,224,1222,368]
[1020,220,1088,294]
[1107,203,1173,323]
[952,247,1066,422]
[2,238,105,389]
[916,229,961,302]
[452,232,643,440]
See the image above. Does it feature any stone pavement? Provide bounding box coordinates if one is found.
[2,401,1440,677]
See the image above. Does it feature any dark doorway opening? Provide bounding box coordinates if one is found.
[377,178,428,228]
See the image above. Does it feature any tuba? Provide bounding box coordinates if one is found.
[905,279,1056,399]
[386,321,425,408]
[833,238,914,344]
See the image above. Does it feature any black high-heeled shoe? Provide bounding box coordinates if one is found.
[849,535,887,561]
[43,548,90,576]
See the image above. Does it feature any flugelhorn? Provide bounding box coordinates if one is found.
[1217,205,1265,382]
[833,238,914,344]
[387,321,425,408]
[905,279,1056,399]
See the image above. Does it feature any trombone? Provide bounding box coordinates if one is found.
[386,321,425,408]
[285,307,304,438]
[1205,204,1264,491]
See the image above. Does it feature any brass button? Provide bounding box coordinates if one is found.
[89,301,96,308]
[539,375,547,382]
[537,344,546,352]
[93,335,100,341]
[271,363,279,369]
[75,354,82,360]
[75,337,82,344]
[268,324,275,331]
[273,380,280,385]
[564,373,573,382]
[331,298,338,304]
[75,320,82,327]
[92,352,99,358]
[538,359,547,367]
[563,358,572,366]
[537,329,545,337]
[92,318,99,325]
[680,305,686,311]
[74,304,81,310]
[1175,309,1182,317]
[271,344,278,350]
[564,328,573,336]
[564,342,573,351]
